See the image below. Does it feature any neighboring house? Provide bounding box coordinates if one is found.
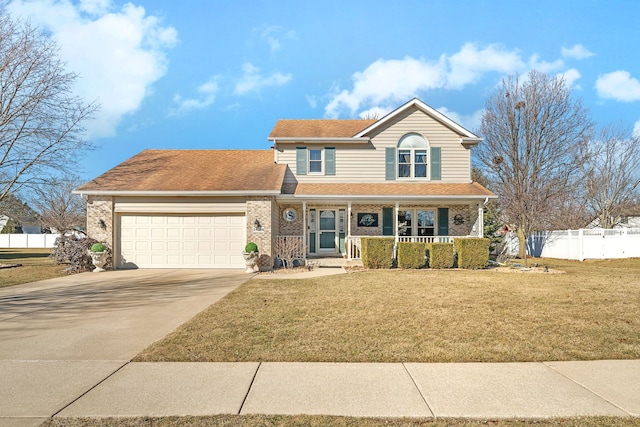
[75,98,496,270]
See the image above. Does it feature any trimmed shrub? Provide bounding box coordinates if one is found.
[426,242,454,269]
[397,242,427,269]
[244,242,258,253]
[361,237,395,269]
[454,237,490,269]
[90,242,106,252]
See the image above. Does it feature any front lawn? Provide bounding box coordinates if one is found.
[135,258,640,363]
[0,248,65,288]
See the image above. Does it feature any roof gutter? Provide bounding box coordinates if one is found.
[277,194,498,201]
[270,137,370,143]
[73,190,283,197]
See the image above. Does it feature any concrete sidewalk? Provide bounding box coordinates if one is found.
[20,359,640,422]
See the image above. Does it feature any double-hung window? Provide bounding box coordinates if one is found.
[397,133,428,179]
[398,209,435,237]
[309,149,322,173]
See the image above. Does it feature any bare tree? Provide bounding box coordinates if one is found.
[0,9,98,202]
[580,125,640,228]
[30,176,86,233]
[274,236,305,269]
[475,70,593,261]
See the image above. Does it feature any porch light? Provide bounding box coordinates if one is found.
[97,219,106,230]
[253,219,263,232]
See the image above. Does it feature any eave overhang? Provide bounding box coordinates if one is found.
[73,190,282,197]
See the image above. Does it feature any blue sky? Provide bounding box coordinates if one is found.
[7,0,640,181]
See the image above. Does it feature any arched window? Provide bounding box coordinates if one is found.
[397,133,428,178]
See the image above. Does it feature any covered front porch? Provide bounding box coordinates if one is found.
[275,199,486,261]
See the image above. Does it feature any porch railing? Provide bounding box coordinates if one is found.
[345,235,462,260]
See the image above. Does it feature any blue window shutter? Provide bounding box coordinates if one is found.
[296,147,307,175]
[431,147,441,180]
[437,208,449,236]
[385,147,396,181]
[325,147,335,175]
[382,207,394,236]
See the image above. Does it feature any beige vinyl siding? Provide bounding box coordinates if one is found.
[114,196,247,213]
[276,106,472,184]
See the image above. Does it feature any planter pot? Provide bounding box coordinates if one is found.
[89,251,107,273]
[242,251,259,273]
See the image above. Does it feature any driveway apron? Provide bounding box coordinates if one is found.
[0,269,248,425]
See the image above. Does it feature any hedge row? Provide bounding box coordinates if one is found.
[360,237,489,270]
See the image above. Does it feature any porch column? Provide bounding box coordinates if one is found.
[347,201,352,260]
[394,202,399,245]
[477,202,484,237]
[303,201,307,260]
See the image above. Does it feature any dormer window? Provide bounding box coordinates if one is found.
[398,133,428,179]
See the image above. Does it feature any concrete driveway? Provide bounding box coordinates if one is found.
[0,269,248,426]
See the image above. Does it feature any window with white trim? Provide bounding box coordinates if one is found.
[398,209,435,236]
[309,149,322,173]
[398,133,428,179]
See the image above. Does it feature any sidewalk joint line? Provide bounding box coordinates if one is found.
[402,363,436,419]
[50,360,131,418]
[543,362,632,416]
[238,361,261,415]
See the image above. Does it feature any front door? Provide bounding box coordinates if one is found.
[319,209,337,252]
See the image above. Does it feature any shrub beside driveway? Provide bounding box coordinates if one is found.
[136,258,640,364]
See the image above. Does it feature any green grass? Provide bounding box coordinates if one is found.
[0,248,66,288]
[40,415,640,427]
[135,258,640,363]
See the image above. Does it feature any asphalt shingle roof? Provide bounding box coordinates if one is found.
[76,150,286,193]
[269,120,376,139]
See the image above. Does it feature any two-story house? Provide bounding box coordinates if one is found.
[75,98,496,270]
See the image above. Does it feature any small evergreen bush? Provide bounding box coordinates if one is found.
[244,242,258,253]
[361,237,394,269]
[454,237,490,269]
[397,242,427,269]
[90,243,106,252]
[427,242,454,269]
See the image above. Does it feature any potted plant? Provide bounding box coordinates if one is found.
[89,242,107,273]
[242,242,259,273]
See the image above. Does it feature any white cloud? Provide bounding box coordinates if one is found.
[447,43,525,89]
[324,43,588,118]
[260,25,296,53]
[325,56,448,117]
[233,62,292,95]
[561,44,595,60]
[595,70,640,102]
[7,0,177,139]
[169,77,219,116]
[437,107,484,133]
[559,68,582,89]
[358,106,390,120]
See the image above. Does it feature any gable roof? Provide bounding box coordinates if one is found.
[354,98,482,145]
[75,150,286,195]
[269,119,375,140]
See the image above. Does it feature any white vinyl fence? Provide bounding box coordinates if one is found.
[504,228,640,261]
[0,233,60,249]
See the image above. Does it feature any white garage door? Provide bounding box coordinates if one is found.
[119,214,246,269]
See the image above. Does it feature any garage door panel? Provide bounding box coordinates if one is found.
[119,214,246,269]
